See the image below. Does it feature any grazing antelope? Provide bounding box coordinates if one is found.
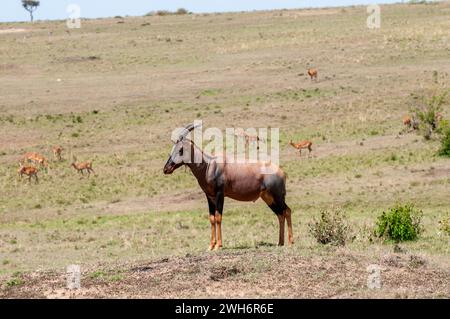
[289,140,313,157]
[307,68,318,81]
[22,152,48,168]
[402,115,412,128]
[17,163,39,183]
[164,124,293,250]
[53,146,63,161]
[234,130,261,150]
[71,161,95,177]
[402,114,419,132]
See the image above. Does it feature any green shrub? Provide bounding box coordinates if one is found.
[375,204,423,242]
[438,125,450,157]
[411,89,448,140]
[6,278,24,287]
[309,209,350,246]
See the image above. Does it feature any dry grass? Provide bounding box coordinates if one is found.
[0,2,449,298]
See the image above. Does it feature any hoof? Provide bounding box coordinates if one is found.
[214,244,222,250]
[208,243,216,251]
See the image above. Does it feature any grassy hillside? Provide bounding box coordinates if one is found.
[0,2,449,298]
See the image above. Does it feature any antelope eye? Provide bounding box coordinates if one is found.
[179,147,183,156]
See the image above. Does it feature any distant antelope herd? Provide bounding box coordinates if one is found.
[16,146,95,183]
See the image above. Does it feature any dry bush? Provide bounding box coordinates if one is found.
[410,88,448,140]
[309,209,351,246]
[439,216,450,235]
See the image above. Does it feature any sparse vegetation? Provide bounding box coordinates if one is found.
[5,272,24,288]
[375,204,423,242]
[5,278,24,288]
[438,123,450,157]
[411,88,448,140]
[439,216,450,235]
[149,8,189,16]
[0,3,449,298]
[309,209,351,246]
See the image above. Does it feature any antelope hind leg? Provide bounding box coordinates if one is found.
[284,207,294,245]
[209,214,216,250]
[214,212,222,250]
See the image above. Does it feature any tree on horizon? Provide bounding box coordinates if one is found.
[22,0,40,22]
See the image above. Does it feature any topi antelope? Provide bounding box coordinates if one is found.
[289,140,313,157]
[307,68,318,81]
[17,163,39,183]
[71,160,95,177]
[163,124,293,250]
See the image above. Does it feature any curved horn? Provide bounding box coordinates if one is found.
[178,123,201,141]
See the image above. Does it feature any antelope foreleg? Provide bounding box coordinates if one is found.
[214,191,224,250]
[207,196,217,250]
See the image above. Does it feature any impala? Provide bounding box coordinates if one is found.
[289,139,313,157]
[17,163,39,183]
[53,146,63,161]
[22,152,48,168]
[234,130,261,150]
[164,124,293,250]
[402,115,420,132]
[307,68,318,81]
[71,161,95,177]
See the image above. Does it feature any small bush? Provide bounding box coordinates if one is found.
[375,204,423,242]
[411,89,448,140]
[176,8,189,15]
[309,209,350,246]
[156,10,171,16]
[6,278,24,287]
[439,216,450,235]
[438,125,450,157]
[148,8,189,16]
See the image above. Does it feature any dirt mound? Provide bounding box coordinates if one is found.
[1,250,448,299]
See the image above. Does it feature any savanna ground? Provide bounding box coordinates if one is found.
[0,2,449,298]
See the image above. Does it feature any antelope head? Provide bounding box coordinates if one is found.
[163,123,200,175]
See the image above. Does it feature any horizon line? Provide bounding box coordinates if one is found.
[0,0,411,24]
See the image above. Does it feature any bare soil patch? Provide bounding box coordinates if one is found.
[1,250,448,298]
[0,28,29,35]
